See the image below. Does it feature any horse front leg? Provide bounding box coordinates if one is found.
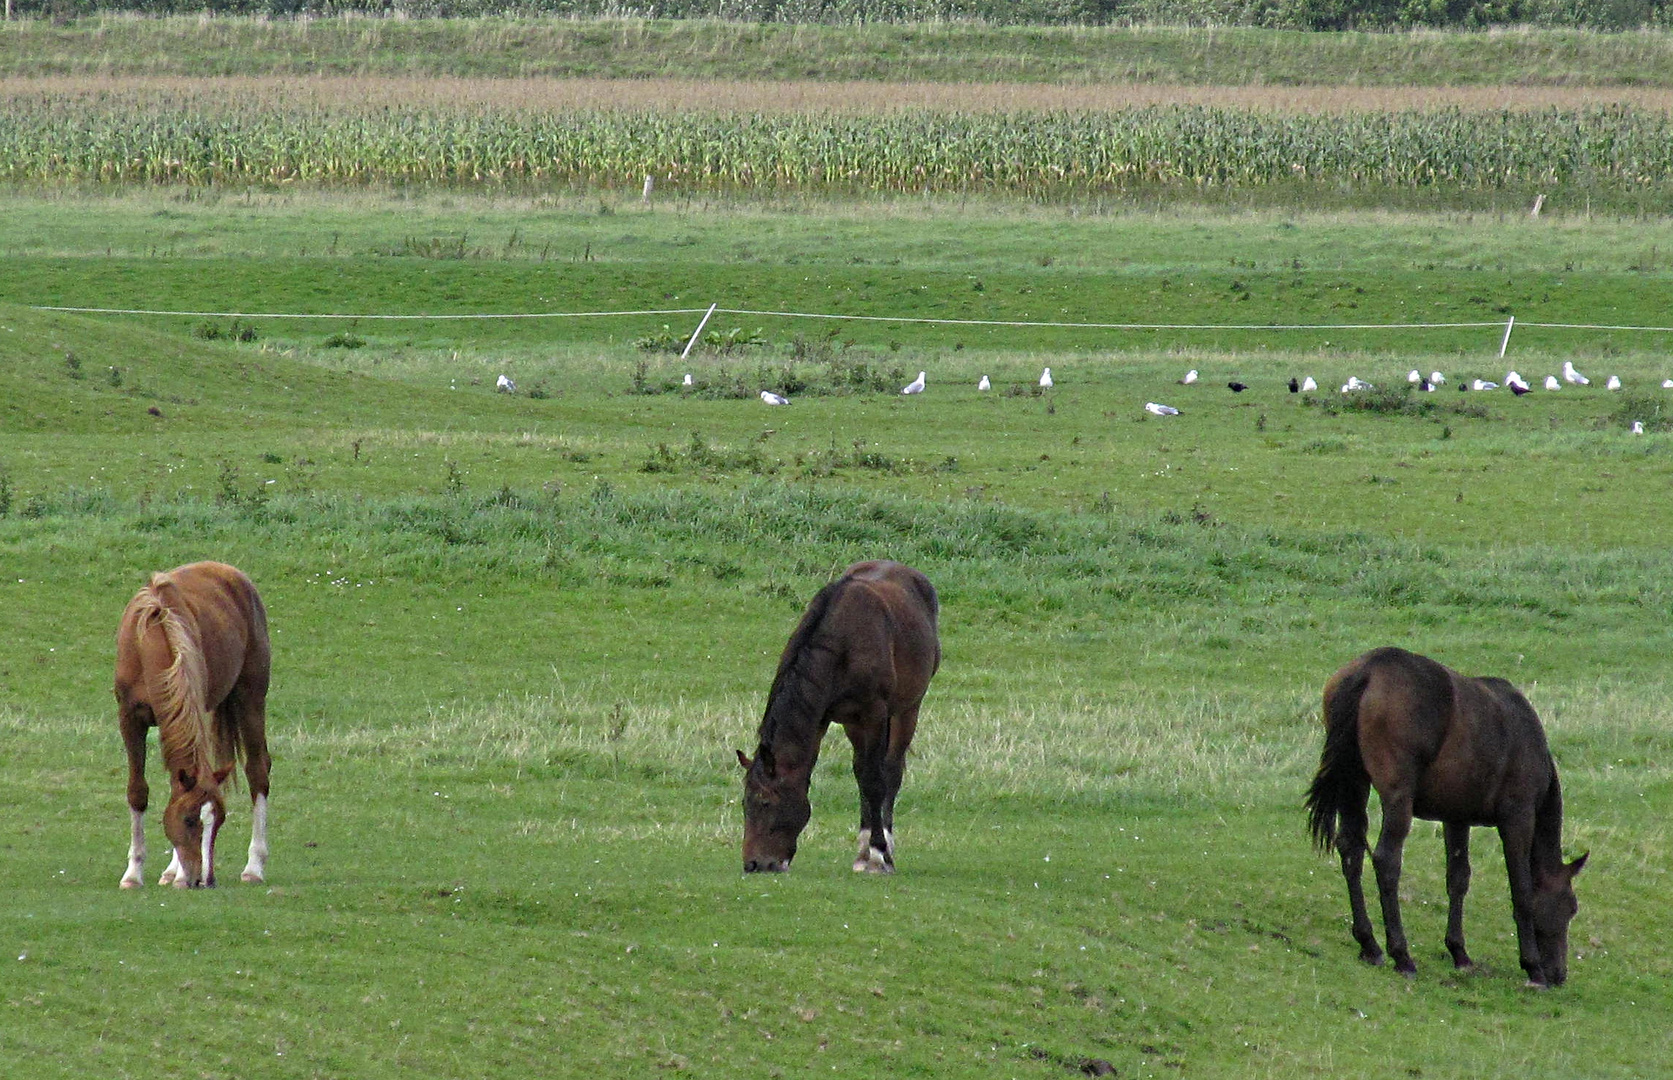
[119,708,150,890]
[1444,821,1474,970]
[1370,794,1417,975]
[1498,820,1548,987]
[844,708,892,874]
[876,702,922,871]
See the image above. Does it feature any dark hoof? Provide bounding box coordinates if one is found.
[1358,949,1385,967]
[1393,958,1417,977]
[1452,959,1475,972]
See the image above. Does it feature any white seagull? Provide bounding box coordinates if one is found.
[1407,370,1422,383]
[1039,367,1053,389]
[1545,375,1561,390]
[1180,369,1199,385]
[1472,379,1498,391]
[1633,421,1646,435]
[1300,376,1317,392]
[760,390,789,406]
[1341,376,1371,393]
[977,375,991,391]
[1430,371,1446,386]
[1144,402,1180,416]
[1607,375,1622,391]
[1506,372,1530,392]
[902,371,926,395]
[495,374,517,393]
[683,373,693,386]
[1663,379,1673,389]
[1563,360,1589,385]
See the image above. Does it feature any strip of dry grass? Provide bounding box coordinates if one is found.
[8,75,1673,114]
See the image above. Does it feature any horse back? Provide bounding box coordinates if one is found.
[1350,647,1554,824]
[116,562,269,714]
[831,561,940,703]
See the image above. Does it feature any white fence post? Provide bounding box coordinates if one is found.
[680,303,718,361]
[1498,316,1516,359]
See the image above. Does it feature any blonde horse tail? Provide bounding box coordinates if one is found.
[133,573,216,785]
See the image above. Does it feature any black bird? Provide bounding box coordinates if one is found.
[1287,377,1300,393]
[1420,379,1433,392]
[1511,381,1532,396]
[1458,382,1468,392]
[1227,381,1248,393]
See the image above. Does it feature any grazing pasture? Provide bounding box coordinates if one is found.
[3,20,1673,1069]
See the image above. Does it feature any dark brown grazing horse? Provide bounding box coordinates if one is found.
[114,561,272,889]
[736,560,940,874]
[1306,646,1587,987]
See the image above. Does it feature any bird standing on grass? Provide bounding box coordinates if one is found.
[1040,367,1054,389]
[1633,421,1646,435]
[1545,375,1562,391]
[1471,379,1498,391]
[1408,370,1422,383]
[1564,361,1590,385]
[1607,375,1623,391]
[760,390,789,406]
[1663,379,1673,389]
[496,374,517,393]
[1301,376,1317,392]
[1287,377,1299,393]
[1430,371,1447,386]
[1227,381,1248,393]
[1180,369,1199,385]
[683,373,693,386]
[977,375,991,391]
[902,371,926,395]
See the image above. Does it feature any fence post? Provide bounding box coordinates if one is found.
[680,303,718,362]
[1498,316,1516,359]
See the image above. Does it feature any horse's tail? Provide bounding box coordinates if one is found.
[131,573,216,784]
[1306,663,1372,854]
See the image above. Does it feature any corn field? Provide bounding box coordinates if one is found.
[4,92,1671,196]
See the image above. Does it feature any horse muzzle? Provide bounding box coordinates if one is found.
[743,857,791,874]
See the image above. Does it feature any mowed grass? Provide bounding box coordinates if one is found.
[3,194,1673,1077]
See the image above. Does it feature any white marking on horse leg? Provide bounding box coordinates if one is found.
[199,804,217,888]
[120,808,146,889]
[882,828,896,859]
[863,845,893,874]
[241,794,268,884]
[853,828,872,873]
[159,848,182,887]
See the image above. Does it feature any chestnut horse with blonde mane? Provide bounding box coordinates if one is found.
[737,560,940,874]
[114,561,272,889]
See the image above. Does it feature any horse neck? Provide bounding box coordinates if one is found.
[756,649,835,769]
[135,588,216,783]
[1531,771,1567,876]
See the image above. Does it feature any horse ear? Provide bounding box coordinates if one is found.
[735,749,753,771]
[1568,851,1589,878]
[176,769,196,792]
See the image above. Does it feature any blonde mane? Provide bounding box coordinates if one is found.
[131,573,216,784]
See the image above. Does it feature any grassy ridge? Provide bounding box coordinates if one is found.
[4,18,1673,85]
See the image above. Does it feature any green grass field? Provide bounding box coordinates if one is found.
[4,24,1673,1074]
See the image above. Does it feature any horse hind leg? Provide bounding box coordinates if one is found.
[1370,792,1418,976]
[1444,821,1474,970]
[1335,778,1383,966]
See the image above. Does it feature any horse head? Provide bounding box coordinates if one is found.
[162,764,233,888]
[1531,852,1589,987]
[737,747,811,873]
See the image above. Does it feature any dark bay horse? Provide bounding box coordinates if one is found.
[114,562,272,889]
[1306,646,1587,987]
[736,560,940,874]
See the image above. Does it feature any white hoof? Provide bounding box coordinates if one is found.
[860,847,893,874]
[158,869,177,887]
[119,876,142,890]
[240,868,264,884]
